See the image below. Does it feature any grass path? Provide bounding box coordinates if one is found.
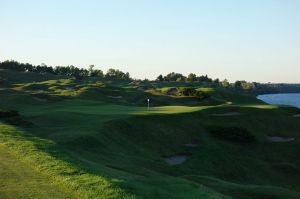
[0,146,76,199]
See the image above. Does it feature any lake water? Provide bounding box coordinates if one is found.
[257,93,300,108]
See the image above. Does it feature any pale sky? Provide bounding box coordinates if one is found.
[1,0,299,83]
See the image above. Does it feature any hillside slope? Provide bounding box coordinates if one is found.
[0,146,77,199]
[0,71,299,199]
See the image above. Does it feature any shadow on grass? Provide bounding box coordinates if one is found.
[1,104,300,199]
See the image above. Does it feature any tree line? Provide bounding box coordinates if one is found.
[0,60,131,81]
[155,73,257,91]
[3,60,295,94]
[156,72,220,83]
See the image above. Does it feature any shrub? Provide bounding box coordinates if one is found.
[0,110,19,118]
[208,126,255,143]
[177,87,209,99]
[3,117,33,126]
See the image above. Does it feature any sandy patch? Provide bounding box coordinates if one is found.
[266,136,295,142]
[164,152,191,165]
[167,88,178,96]
[66,87,76,91]
[164,156,188,165]
[33,97,48,102]
[184,139,200,148]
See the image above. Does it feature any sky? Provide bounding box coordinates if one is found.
[0,0,299,83]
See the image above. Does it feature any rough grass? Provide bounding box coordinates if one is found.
[0,124,137,199]
[0,145,76,199]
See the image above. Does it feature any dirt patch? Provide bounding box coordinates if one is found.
[212,112,241,116]
[266,136,295,142]
[167,88,178,96]
[163,152,191,166]
[293,114,300,117]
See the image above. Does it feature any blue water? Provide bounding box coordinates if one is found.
[257,93,300,108]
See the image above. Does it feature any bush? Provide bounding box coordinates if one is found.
[0,110,19,118]
[176,87,209,99]
[3,117,33,126]
[208,126,255,143]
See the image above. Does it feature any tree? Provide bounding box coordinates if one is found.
[164,72,186,82]
[88,65,95,76]
[197,75,212,82]
[187,73,197,82]
[93,69,104,78]
[234,80,243,89]
[222,79,230,87]
[105,68,131,81]
[213,78,220,85]
[176,76,185,82]
[241,82,256,92]
[156,74,164,82]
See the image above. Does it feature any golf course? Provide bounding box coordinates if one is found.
[0,67,299,199]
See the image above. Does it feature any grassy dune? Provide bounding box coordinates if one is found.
[0,71,299,199]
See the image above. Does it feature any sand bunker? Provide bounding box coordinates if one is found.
[165,155,188,165]
[164,153,191,165]
[66,87,76,91]
[37,90,47,92]
[33,97,48,102]
[212,112,241,116]
[267,136,295,142]
[167,88,178,96]
[184,139,200,148]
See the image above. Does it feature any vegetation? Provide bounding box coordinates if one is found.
[0,62,299,199]
[0,110,19,118]
[2,60,300,95]
[208,126,256,143]
[0,60,131,81]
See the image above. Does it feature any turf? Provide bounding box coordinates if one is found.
[0,146,77,199]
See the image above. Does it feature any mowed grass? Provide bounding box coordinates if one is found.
[0,145,76,199]
[0,74,300,199]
